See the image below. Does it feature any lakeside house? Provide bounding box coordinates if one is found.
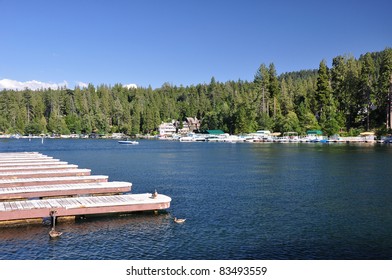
[185,117,201,132]
[158,117,201,137]
[158,121,177,137]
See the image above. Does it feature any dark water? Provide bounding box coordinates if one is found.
[1,138,392,260]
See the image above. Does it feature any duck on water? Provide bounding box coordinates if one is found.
[49,228,63,238]
[173,217,186,224]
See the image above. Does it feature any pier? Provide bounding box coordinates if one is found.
[0,152,171,225]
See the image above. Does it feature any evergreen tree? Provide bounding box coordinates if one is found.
[331,55,361,131]
[131,103,141,135]
[316,60,342,135]
[280,78,293,115]
[268,63,280,118]
[282,111,300,133]
[378,48,392,131]
[254,64,270,115]
[359,53,376,130]
[315,60,332,118]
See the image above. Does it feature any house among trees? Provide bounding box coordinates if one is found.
[185,117,200,132]
[158,121,177,136]
[159,117,201,137]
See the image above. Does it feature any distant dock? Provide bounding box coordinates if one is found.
[0,152,171,226]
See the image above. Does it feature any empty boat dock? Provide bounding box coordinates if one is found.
[0,152,171,225]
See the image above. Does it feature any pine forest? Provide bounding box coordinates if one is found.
[1,48,392,137]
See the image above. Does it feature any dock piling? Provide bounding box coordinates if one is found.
[50,210,57,228]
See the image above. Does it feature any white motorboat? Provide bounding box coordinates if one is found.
[118,140,139,145]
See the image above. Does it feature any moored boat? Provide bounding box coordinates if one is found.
[118,140,139,145]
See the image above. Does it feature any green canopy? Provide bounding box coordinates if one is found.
[306,130,323,135]
[206,130,225,135]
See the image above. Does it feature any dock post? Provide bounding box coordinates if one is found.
[50,210,57,229]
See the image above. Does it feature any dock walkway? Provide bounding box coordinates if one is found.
[0,181,132,200]
[0,152,171,224]
[0,168,91,179]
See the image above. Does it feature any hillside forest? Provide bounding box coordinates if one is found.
[1,48,392,137]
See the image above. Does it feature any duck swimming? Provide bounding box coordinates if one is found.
[49,228,63,238]
[174,217,186,224]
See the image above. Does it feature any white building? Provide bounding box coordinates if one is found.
[158,121,177,136]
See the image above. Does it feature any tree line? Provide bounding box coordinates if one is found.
[1,48,391,137]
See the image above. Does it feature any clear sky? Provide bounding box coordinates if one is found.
[0,0,391,89]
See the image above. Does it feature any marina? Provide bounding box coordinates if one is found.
[0,152,171,225]
[158,130,387,144]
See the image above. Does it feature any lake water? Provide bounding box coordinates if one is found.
[1,139,392,260]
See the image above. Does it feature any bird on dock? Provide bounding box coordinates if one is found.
[49,228,63,238]
[174,217,186,224]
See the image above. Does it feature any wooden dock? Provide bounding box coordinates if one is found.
[0,194,171,221]
[0,152,171,225]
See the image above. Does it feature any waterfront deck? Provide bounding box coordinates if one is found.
[0,152,171,225]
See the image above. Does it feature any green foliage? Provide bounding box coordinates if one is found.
[378,48,392,129]
[24,122,43,135]
[282,111,301,133]
[0,49,391,136]
[65,114,82,134]
[342,128,362,137]
[316,60,332,115]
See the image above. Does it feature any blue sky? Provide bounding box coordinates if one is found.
[0,0,391,89]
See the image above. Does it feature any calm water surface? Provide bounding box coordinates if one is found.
[1,139,392,260]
